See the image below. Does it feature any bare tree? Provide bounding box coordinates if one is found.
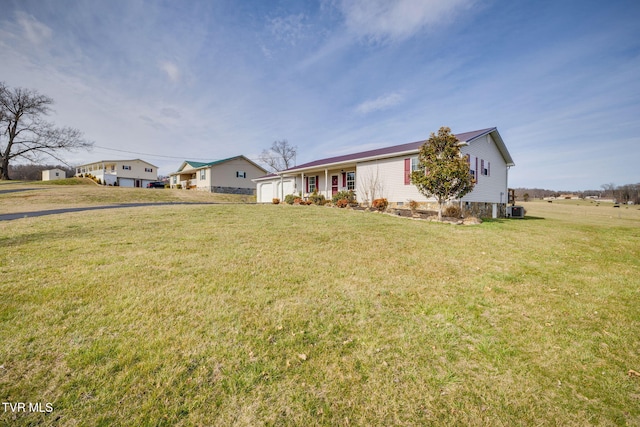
[358,164,384,206]
[259,140,297,172]
[0,82,93,180]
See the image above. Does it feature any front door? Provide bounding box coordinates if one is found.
[331,175,339,195]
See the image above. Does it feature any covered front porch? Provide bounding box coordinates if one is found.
[285,166,357,200]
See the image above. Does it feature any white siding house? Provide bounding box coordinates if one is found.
[75,159,158,187]
[254,128,515,217]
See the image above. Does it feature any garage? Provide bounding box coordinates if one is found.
[259,182,273,203]
[119,178,134,188]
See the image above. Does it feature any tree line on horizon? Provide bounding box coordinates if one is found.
[515,183,640,204]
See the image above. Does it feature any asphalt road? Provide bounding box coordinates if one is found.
[0,202,219,221]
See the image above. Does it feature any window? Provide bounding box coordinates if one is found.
[172,176,177,184]
[55,172,59,176]
[236,171,246,178]
[346,171,355,190]
[410,157,420,172]
[200,169,206,180]
[122,165,131,170]
[145,167,153,173]
[308,176,317,192]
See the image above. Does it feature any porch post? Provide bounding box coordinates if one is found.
[325,169,328,199]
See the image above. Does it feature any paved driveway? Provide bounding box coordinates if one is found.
[0,202,219,221]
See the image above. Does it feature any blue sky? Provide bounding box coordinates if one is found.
[1,0,638,190]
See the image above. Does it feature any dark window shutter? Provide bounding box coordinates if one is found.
[316,176,319,192]
[488,162,490,177]
[404,158,410,185]
[342,173,346,187]
[475,158,479,181]
[305,177,309,193]
[481,159,484,176]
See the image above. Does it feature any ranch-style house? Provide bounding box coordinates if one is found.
[254,127,515,217]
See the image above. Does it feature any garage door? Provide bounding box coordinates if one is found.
[119,178,134,188]
[259,183,273,203]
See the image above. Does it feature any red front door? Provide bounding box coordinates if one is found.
[331,175,339,195]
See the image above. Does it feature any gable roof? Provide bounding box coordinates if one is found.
[259,128,513,179]
[77,159,159,168]
[172,155,267,174]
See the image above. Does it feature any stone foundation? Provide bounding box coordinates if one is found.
[210,186,255,195]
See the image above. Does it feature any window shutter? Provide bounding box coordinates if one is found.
[342,173,346,187]
[488,162,491,177]
[316,176,319,192]
[404,158,410,185]
[475,158,479,181]
[305,177,309,193]
[481,159,484,176]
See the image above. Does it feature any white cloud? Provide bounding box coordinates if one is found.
[268,13,308,45]
[15,11,52,45]
[355,92,404,114]
[160,61,180,83]
[337,0,475,42]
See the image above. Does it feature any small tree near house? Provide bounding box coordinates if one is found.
[410,127,475,221]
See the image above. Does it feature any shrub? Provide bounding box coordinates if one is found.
[408,199,419,212]
[332,190,356,204]
[293,197,303,205]
[176,184,182,189]
[284,194,297,205]
[308,191,326,206]
[443,204,462,218]
[372,198,388,212]
[272,198,280,205]
[335,198,348,208]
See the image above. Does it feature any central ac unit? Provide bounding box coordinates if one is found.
[506,205,525,218]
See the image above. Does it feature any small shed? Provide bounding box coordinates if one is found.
[42,168,66,181]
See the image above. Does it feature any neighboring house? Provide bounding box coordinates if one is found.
[75,159,158,187]
[169,155,267,195]
[254,127,515,217]
[42,168,66,181]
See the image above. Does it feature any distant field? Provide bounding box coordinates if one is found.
[1,186,639,425]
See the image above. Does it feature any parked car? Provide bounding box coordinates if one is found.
[146,181,165,188]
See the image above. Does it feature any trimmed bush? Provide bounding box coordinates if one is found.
[308,191,326,206]
[372,198,388,212]
[443,204,462,218]
[332,190,356,204]
[284,194,297,205]
[335,198,348,208]
[272,198,280,205]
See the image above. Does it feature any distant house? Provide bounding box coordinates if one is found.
[75,159,158,187]
[254,127,515,217]
[42,168,66,181]
[169,155,267,195]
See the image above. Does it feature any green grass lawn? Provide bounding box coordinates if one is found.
[1,189,639,425]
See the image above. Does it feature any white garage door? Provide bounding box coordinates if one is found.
[119,178,134,188]
[259,183,273,203]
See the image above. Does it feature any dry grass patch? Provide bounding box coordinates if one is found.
[0,200,639,425]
